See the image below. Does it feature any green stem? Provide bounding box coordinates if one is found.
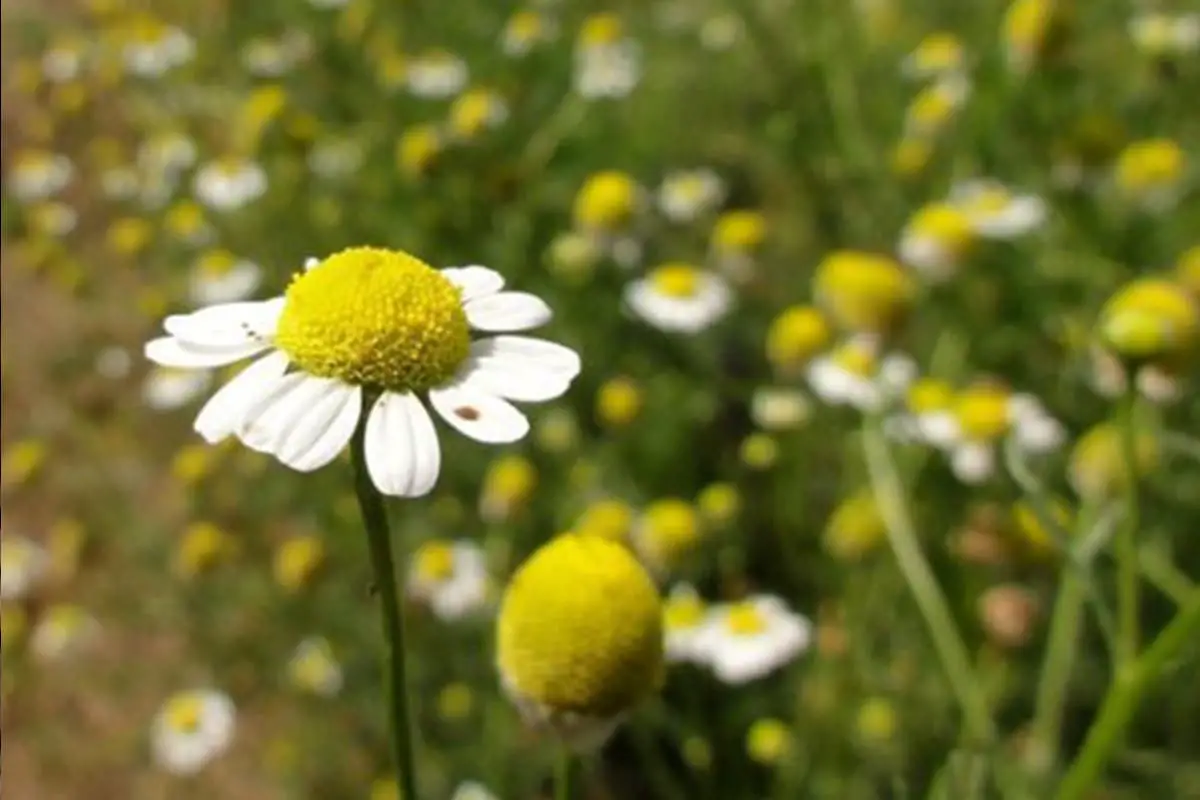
[1116,390,1141,667]
[555,749,572,800]
[1138,546,1195,607]
[1030,567,1086,773]
[351,414,420,800]
[861,420,994,743]
[1055,592,1200,800]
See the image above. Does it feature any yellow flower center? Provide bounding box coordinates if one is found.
[955,385,1012,441]
[177,522,234,578]
[497,533,664,717]
[1116,139,1186,189]
[723,602,768,636]
[274,537,325,591]
[165,695,204,734]
[197,250,238,278]
[650,263,701,298]
[414,541,456,582]
[824,491,885,561]
[507,11,543,41]
[912,33,963,72]
[1005,0,1051,49]
[639,499,701,567]
[907,378,955,413]
[274,248,469,393]
[596,376,643,428]
[664,591,706,631]
[580,13,623,48]
[165,201,205,236]
[713,211,767,252]
[697,482,740,525]
[290,643,337,692]
[574,171,638,230]
[909,85,956,129]
[891,138,933,177]
[483,455,538,507]
[831,342,878,377]
[814,250,915,332]
[397,125,443,176]
[961,186,1013,216]
[451,90,501,139]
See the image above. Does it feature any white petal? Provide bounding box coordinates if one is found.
[163,297,284,347]
[952,442,995,484]
[474,336,581,379]
[237,373,350,466]
[145,336,271,369]
[365,392,441,497]
[194,350,290,443]
[464,292,552,332]
[428,383,530,444]
[455,338,580,403]
[275,382,361,471]
[441,265,505,302]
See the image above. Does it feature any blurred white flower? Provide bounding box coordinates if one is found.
[663,584,709,664]
[123,26,195,78]
[1130,12,1200,57]
[287,637,344,697]
[407,52,469,99]
[574,42,642,100]
[30,604,100,662]
[691,595,812,684]
[408,540,492,621]
[41,41,87,83]
[750,387,811,431]
[658,169,726,223]
[241,32,312,77]
[151,689,236,775]
[625,263,732,333]
[807,339,916,412]
[7,151,73,202]
[934,386,1064,484]
[451,781,500,800]
[138,132,198,180]
[0,535,49,601]
[193,158,268,211]
[142,367,213,410]
[307,138,365,180]
[950,180,1047,239]
[28,201,79,238]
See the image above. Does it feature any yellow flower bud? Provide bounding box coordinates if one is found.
[1099,279,1198,364]
[596,376,643,429]
[823,489,886,561]
[573,171,639,231]
[1069,422,1160,500]
[746,718,792,765]
[273,536,326,592]
[813,250,915,333]
[634,499,702,571]
[766,305,831,374]
[480,454,538,523]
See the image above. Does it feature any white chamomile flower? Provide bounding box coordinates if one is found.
[663,584,709,664]
[287,637,344,697]
[897,202,976,282]
[1130,13,1200,57]
[806,339,916,412]
[123,23,195,78]
[451,781,500,800]
[1,534,50,601]
[935,384,1064,484]
[950,180,1047,239]
[750,387,811,431]
[143,367,213,410]
[658,169,726,223]
[408,539,492,621]
[7,150,73,202]
[691,595,812,684]
[406,52,469,99]
[307,139,365,181]
[189,251,263,306]
[625,263,732,333]
[151,689,236,775]
[30,603,100,662]
[574,42,642,100]
[143,248,581,497]
[884,377,958,446]
[193,158,268,211]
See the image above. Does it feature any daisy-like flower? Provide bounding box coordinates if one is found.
[1114,138,1189,213]
[813,250,916,334]
[904,74,971,138]
[691,595,812,684]
[193,157,268,211]
[750,387,811,431]
[451,782,500,800]
[151,689,236,775]
[572,171,647,266]
[897,202,976,281]
[663,584,709,663]
[496,533,664,751]
[189,250,263,306]
[407,539,492,620]
[765,305,831,377]
[885,376,957,445]
[1130,12,1200,58]
[902,32,965,80]
[144,248,580,497]
[625,262,732,333]
[406,51,469,99]
[658,169,726,223]
[287,637,344,697]
[479,454,538,523]
[933,383,1064,484]
[120,17,195,77]
[574,41,642,99]
[806,338,916,412]
[630,497,703,575]
[949,180,1047,238]
[7,149,73,202]
[447,88,509,142]
[710,209,768,281]
[501,9,556,56]
[142,366,212,410]
[30,603,100,662]
[1,534,50,601]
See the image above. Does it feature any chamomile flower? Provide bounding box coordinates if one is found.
[765,305,832,376]
[121,17,195,77]
[151,689,236,775]
[496,533,664,750]
[1114,138,1189,213]
[573,171,647,265]
[1003,0,1060,74]
[7,150,73,202]
[1,534,50,601]
[710,209,768,281]
[502,10,556,56]
[574,38,642,100]
[933,383,1064,484]
[408,540,492,620]
[663,584,709,663]
[144,248,580,497]
[287,637,344,697]
[691,595,812,684]
[142,367,212,411]
[451,782,500,800]
[950,180,1047,238]
[658,169,726,223]
[30,603,100,662]
[625,263,733,333]
[904,74,971,138]
[189,250,263,306]
[1130,12,1200,58]
[903,32,965,80]
[631,497,702,574]
[886,377,958,445]
[406,51,469,99]
[448,88,509,141]
[806,338,916,412]
[897,202,977,280]
[479,454,538,523]
[813,250,916,334]
[750,387,811,431]
[192,157,267,212]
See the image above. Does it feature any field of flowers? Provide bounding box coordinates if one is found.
[2,1,1199,798]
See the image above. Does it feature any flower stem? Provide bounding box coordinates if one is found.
[555,749,572,800]
[1029,562,1086,773]
[861,419,994,743]
[1116,389,1141,667]
[351,416,420,800]
[1055,591,1200,800]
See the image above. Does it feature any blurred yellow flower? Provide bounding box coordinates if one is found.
[49,518,88,581]
[824,489,886,561]
[1004,0,1061,73]
[954,383,1013,441]
[164,200,212,243]
[1098,278,1198,365]
[898,202,976,281]
[497,533,663,750]
[905,76,970,137]
[274,536,327,591]
[480,454,538,523]
[546,231,601,285]
[766,305,831,375]
[1069,422,1160,500]
[503,10,552,57]
[573,171,640,231]
[397,124,444,178]
[437,682,476,721]
[578,13,624,51]
[814,250,915,333]
[696,482,740,528]
[175,522,237,579]
[683,735,712,770]
[576,499,635,543]
[904,32,964,79]
[2,438,48,487]
[535,407,580,454]
[1114,138,1188,212]
[596,376,643,429]
[746,718,792,765]
[287,637,343,697]
[1011,498,1074,557]
[236,84,289,147]
[449,88,508,141]
[856,696,899,744]
[634,498,702,571]
[711,210,768,255]
[739,433,779,470]
[891,137,934,178]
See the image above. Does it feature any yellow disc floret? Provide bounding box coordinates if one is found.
[497,533,664,720]
[274,247,470,393]
[164,693,205,734]
[650,263,701,298]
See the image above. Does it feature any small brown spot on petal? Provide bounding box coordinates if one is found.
[454,406,480,421]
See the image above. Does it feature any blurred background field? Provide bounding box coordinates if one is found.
[2,0,1199,799]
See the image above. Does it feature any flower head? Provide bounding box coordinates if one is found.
[408,539,492,620]
[479,454,538,523]
[287,637,344,697]
[406,51,468,98]
[690,595,812,684]
[949,180,1047,239]
[1114,138,1189,212]
[663,584,709,663]
[1098,278,1198,366]
[496,534,663,750]
[151,689,236,774]
[632,498,703,573]
[625,263,732,333]
[573,171,642,232]
[658,169,726,223]
[766,305,831,375]
[898,202,977,281]
[813,251,915,334]
[806,338,916,412]
[31,603,100,662]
